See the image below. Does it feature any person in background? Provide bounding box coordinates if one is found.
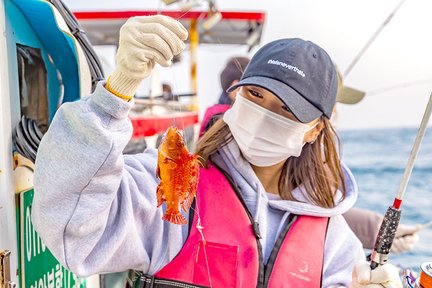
[198,56,250,137]
[31,15,403,288]
[162,82,175,101]
[218,56,250,105]
[334,66,422,253]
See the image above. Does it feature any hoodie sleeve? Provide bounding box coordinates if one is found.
[322,215,366,288]
[32,82,186,277]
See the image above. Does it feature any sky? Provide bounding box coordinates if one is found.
[66,0,432,130]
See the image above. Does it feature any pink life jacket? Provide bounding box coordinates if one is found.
[137,165,329,288]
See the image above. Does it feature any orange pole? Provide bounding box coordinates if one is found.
[189,19,198,111]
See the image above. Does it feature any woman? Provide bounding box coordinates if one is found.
[32,15,402,287]
[200,61,422,255]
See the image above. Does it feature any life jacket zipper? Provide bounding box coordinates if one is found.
[214,163,300,288]
[213,164,265,287]
[262,214,297,287]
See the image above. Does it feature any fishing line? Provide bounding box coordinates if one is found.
[215,35,249,74]
[169,6,198,141]
[189,204,213,287]
[189,184,213,287]
[177,9,196,21]
[161,6,245,285]
[153,5,196,132]
[367,78,432,96]
[343,0,408,78]
[233,56,247,75]
[159,8,214,286]
[197,45,244,53]
[169,68,187,146]
[170,68,214,284]
[171,8,234,286]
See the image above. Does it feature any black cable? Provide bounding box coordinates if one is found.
[13,116,45,163]
[49,0,104,91]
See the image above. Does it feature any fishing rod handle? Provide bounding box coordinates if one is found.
[370,206,401,270]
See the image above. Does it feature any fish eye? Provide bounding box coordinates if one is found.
[176,141,183,147]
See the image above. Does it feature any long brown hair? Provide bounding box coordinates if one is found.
[195,117,346,209]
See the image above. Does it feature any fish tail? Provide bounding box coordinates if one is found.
[162,212,187,225]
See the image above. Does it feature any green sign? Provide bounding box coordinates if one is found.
[19,189,86,288]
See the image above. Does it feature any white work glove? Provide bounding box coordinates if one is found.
[391,224,422,254]
[350,261,402,288]
[107,15,188,98]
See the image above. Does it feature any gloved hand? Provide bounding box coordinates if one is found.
[391,223,422,254]
[350,261,402,288]
[107,15,188,99]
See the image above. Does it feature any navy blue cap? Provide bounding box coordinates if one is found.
[227,38,337,123]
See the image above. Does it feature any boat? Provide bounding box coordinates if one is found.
[0,0,265,286]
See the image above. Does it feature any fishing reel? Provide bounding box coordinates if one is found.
[12,115,44,163]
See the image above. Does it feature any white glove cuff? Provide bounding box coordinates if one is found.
[108,69,145,98]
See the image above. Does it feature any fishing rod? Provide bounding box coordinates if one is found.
[370,92,432,269]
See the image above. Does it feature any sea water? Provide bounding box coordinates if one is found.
[340,127,432,271]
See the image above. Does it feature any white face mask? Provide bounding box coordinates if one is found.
[223,94,319,167]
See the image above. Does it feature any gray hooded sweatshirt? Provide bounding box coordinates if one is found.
[32,82,364,287]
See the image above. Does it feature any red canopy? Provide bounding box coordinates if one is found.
[73,9,266,137]
[74,10,266,46]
